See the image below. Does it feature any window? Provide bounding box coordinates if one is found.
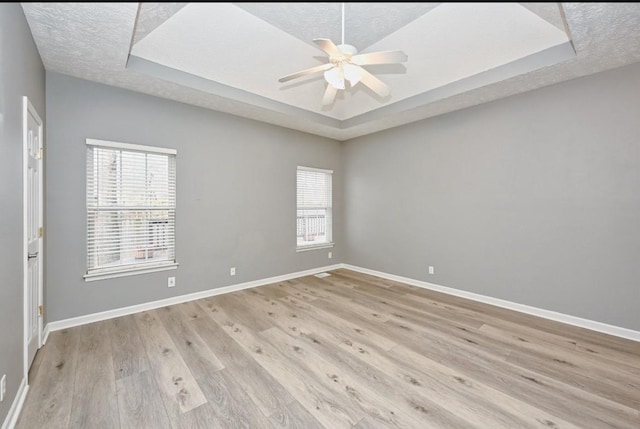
[297,166,333,250]
[85,139,177,280]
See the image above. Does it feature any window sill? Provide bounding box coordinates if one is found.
[84,262,179,282]
[296,243,334,252]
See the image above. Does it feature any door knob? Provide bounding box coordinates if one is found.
[28,252,38,259]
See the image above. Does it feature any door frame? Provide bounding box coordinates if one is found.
[23,96,44,380]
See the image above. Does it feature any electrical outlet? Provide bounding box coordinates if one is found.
[230,267,236,276]
[1,374,6,402]
[328,251,332,259]
[429,266,434,275]
[168,277,176,288]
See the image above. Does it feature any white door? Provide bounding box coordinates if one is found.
[24,97,43,371]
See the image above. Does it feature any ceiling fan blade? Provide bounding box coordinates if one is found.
[278,63,333,83]
[351,50,408,66]
[313,38,343,57]
[322,84,338,106]
[358,67,391,98]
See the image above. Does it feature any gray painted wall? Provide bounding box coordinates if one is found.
[0,3,46,425]
[45,72,342,322]
[344,62,640,331]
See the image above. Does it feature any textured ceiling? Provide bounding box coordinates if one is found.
[21,3,640,141]
[129,3,571,122]
[234,3,441,50]
[132,3,187,46]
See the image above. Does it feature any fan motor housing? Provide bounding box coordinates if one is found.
[337,44,358,55]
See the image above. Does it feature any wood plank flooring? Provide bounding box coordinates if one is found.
[16,269,640,428]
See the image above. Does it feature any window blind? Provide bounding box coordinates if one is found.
[86,141,176,276]
[297,166,332,248]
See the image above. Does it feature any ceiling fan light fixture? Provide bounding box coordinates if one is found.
[324,67,345,90]
[343,63,363,86]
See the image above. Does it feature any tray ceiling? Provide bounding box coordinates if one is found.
[21,3,640,140]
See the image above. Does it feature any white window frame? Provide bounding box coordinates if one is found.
[296,165,334,251]
[84,138,178,281]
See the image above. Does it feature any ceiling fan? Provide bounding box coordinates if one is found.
[278,3,408,106]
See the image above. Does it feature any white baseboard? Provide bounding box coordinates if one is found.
[342,264,640,343]
[1,377,28,429]
[42,324,50,345]
[45,264,343,333]
[43,262,640,343]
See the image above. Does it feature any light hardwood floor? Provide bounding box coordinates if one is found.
[17,269,640,428]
